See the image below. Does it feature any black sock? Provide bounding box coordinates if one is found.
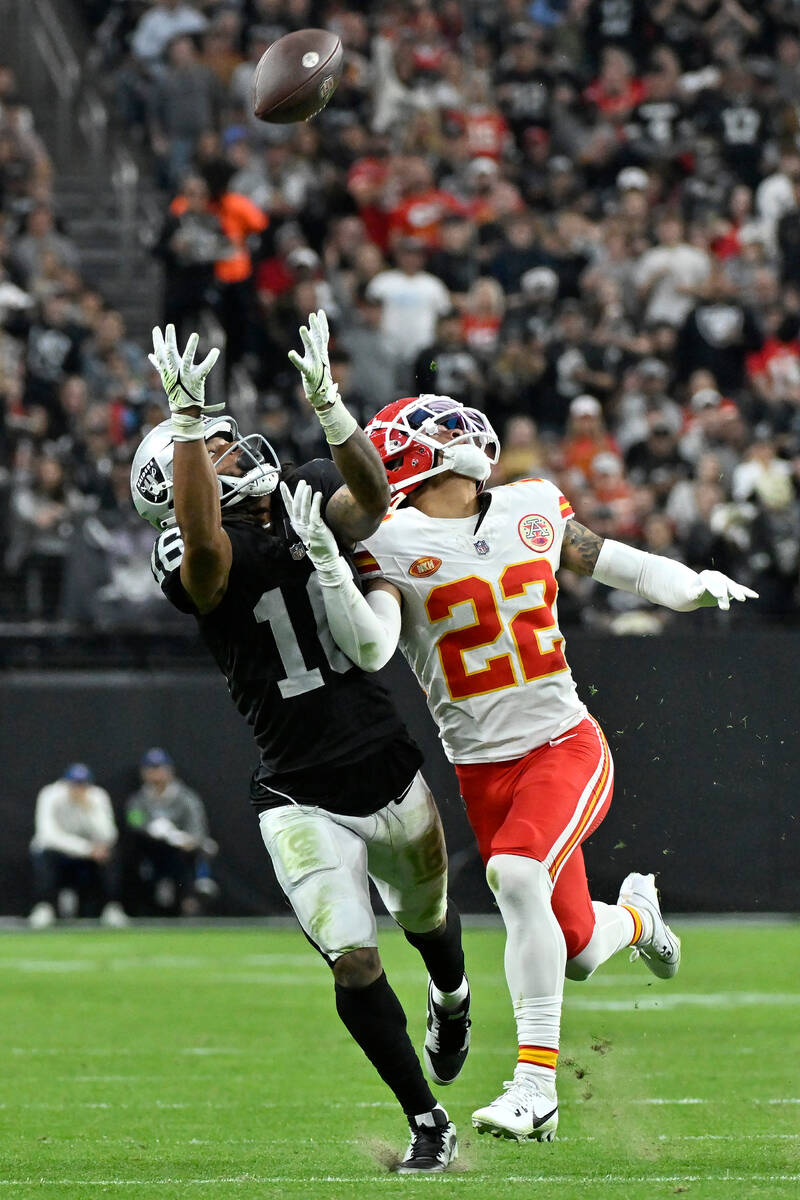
[403,901,465,995]
[335,971,437,1118]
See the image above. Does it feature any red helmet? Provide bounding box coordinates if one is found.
[366,394,500,498]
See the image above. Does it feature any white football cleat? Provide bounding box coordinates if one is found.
[395,1107,458,1173]
[29,901,56,929]
[618,871,681,979]
[472,1076,558,1142]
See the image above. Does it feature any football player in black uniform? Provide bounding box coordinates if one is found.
[130,314,468,1174]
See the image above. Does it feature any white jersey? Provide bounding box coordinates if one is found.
[356,478,587,764]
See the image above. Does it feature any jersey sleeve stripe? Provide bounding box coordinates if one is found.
[559,495,574,518]
[353,552,381,576]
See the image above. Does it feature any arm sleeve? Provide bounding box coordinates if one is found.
[316,572,402,671]
[593,539,704,612]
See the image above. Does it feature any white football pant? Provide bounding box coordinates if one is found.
[258,772,448,961]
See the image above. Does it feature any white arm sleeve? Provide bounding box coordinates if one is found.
[593,539,705,612]
[315,556,402,671]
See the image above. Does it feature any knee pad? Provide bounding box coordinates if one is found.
[486,854,552,911]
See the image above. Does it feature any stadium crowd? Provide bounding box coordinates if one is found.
[2,0,800,631]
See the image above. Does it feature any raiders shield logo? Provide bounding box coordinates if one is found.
[518,513,554,553]
[136,457,167,504]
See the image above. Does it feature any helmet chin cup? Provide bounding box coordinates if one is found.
[441,442,492,482]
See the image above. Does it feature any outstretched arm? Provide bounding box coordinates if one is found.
[149,324,231,613]
[280,480,401,670]
[561,518,758,611]
[288,309,390,542]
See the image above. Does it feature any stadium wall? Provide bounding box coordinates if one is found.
[2,632,796,915]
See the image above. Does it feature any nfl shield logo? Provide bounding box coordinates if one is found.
[474,538,490,555]
[289,542,306,561]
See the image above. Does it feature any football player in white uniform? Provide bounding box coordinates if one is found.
[280,393,757,1144]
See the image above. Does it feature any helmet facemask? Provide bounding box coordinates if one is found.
[209,432,280,511]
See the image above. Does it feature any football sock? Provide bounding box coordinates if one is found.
[565,901,650,980]
[514,996,561,1089]
[335,971,437,1117]
[487,854,565,1080]
[403,901,466,997]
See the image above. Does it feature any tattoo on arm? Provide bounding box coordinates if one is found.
[561,519,605,576]
[325,485,383,545]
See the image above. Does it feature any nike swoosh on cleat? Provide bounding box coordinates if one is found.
[531,1106,558,1128]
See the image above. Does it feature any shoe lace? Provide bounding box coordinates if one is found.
[407,1121,446,1161]
[502,1077,538,1104]
[432,1001,470,1054]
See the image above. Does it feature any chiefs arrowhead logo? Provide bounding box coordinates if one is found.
[409,556,442,578]
[519,513,554,552]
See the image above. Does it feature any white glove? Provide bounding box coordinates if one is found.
[693,570,759,612]
[148,324,222,441]
[280,479,347,587]
[287,309,356,445]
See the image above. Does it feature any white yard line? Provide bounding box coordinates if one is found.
[0,1174,798,1187]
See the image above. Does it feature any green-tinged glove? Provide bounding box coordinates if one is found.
[280,479,348,587]
[148,324,222,441]
[287,309,357,445]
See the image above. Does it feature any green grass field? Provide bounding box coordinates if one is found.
[1,921,797,1200]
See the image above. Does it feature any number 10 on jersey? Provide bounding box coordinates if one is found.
[425,560,568,701]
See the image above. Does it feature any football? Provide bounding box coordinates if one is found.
[252,28,343,124]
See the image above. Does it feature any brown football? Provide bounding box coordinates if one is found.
[252,28,343,124]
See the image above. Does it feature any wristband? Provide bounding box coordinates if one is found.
[171,411,205,442]
[313,388,358,446]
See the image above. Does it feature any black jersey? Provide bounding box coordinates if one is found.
[152,458,421,814]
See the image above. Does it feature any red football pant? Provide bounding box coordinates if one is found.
[455,716,614,958]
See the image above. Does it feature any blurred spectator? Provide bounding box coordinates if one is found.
[366,238,451,368]
[29,762,127,928]
[414,308,483,402]
[148,35,226,187]
[5,452,87,618]
[131,0,208,67]
[124,747,217,916]
[562,394,620,482]
[166,160,268,368]
[634,214,710,328]
[153,172,225,340]
[338,285,405,411]
[11,205,80,288]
